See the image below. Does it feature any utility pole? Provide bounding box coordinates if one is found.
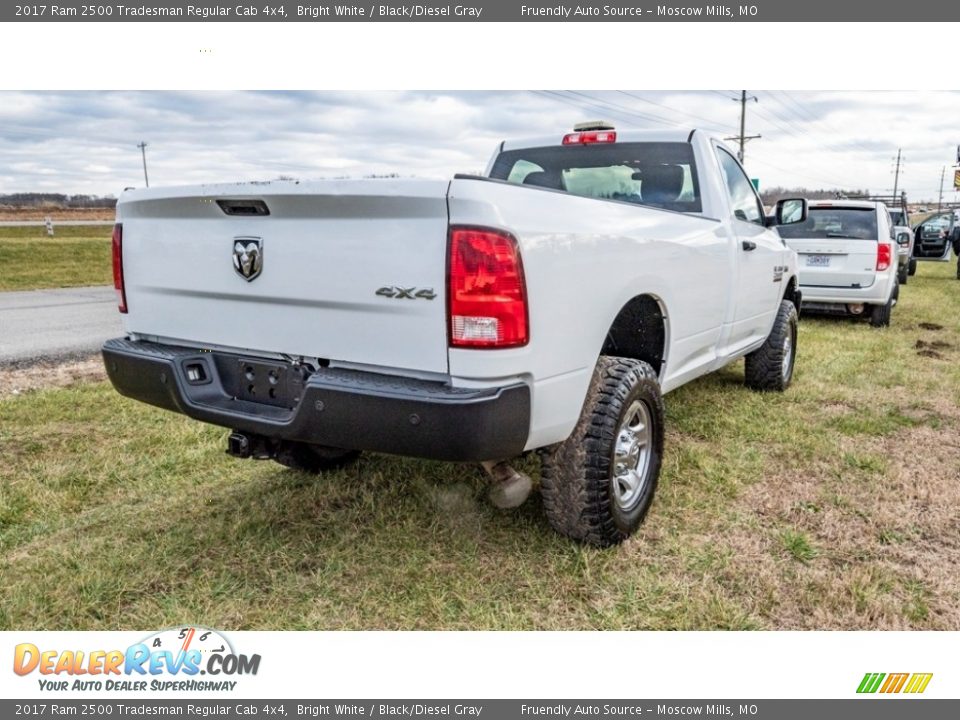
[937,165,947,212]
[137,141,150,187]
[891,148,902,203]
[725,90,761,162]
[938,166,945,213]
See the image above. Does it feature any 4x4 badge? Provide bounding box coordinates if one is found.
[376,286,436,300]
[233,237,263,282]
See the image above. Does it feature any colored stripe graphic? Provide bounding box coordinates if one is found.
[857,672,932,694]
[857,673,885,693]
[880,673,909,693]
[904,673,933,694]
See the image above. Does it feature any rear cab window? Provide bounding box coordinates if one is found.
[889,209,907,226]
[489,142,702,213]
[778,207,879,241]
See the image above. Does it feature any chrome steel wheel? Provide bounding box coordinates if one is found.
[781,329,793,382]
[612,399,653,512]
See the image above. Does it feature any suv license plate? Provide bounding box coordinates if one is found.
[806,255,830,267]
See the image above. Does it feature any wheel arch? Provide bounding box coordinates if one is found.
[783,275,801,313]
[600,293,669,378]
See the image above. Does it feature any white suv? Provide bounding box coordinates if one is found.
[779,200,899,327]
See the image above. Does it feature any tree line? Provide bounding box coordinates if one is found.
[0,193,117,208]
[760,187,871,204]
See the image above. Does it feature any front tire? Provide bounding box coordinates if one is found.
[908,258,917,276]
[274,442,360,473]
[540,356,664,548]
[898,263,908,285]
[744,299,798,392]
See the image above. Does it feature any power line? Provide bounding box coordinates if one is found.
[615,91,734,134]
[745,154,864,190]
[534,91,678,131]
[749,94,805,137]
[563,90,692,128]
[747,104,805,140]
[771,90,883,155]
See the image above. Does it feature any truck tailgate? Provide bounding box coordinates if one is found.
[117,180,451,374]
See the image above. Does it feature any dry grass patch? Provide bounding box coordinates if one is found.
[0,355,106,398]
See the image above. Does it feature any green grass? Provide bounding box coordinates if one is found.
[0,225,113,291]
[1,262,959,630]
[780,530,819,564]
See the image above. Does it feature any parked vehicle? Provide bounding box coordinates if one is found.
[912,211,956,272]
[102,124,807,547]
[779,200,899,327]
[849,193,914,282]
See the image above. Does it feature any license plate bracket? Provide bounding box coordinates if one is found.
[233,358,305,408]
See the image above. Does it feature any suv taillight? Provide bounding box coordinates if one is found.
[876,242,892,272]
[448,227,528,348]
[111,223,127,313]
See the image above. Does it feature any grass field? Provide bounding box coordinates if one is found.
[1,263,959,631]
[0,225,112,291]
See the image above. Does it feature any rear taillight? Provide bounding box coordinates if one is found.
[111,223,127,313]
[562,130,617,145]
[876,242,892,272]
[448,227,528,348]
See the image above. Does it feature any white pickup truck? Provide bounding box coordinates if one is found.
[102,124,807,547]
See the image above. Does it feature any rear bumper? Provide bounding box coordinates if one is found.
[102,338,530,462]
[799,276,893,306]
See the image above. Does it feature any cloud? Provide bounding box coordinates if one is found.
[1,90,958,201]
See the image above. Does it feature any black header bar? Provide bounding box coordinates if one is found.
[4,0,958,22]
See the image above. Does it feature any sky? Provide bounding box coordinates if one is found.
[2,90,959,202]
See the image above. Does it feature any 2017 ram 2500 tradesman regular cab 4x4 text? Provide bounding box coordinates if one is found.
[102,125,807,547]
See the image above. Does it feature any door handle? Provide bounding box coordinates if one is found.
[742,240,757,251]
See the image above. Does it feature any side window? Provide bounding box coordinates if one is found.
[716,148,764,226]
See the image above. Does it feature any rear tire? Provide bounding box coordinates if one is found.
[744,300,798,392]
[540,356,664,548]
[274,442,360,473]
[908,258,917,276]
[869,279,898,328]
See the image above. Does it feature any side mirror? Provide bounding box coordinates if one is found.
[897,231,911,247]
[772,198,808,226]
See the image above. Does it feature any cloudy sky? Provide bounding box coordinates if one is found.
[2,90,959,201]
